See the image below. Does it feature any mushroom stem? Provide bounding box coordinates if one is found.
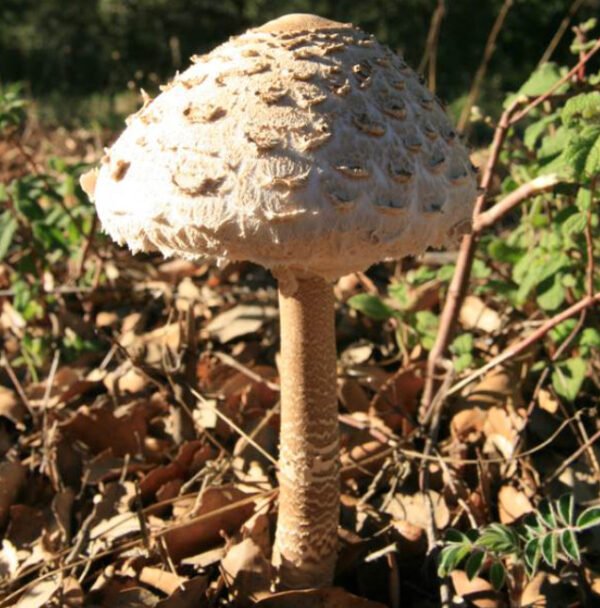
[275,274,340,589]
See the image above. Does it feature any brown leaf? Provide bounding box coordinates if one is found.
[451,570,500,608]
[521,572,548,607]
[205,304,277,343]
[155,576,208,608]
[369,366,423,435]
[163,485,257,562]
[0,386,26,429]
[139,567,187,595]
[338,377,371,413]
[451,407,488,443]
[459,295,502,333]
[15,576,61,608]
[0,461,25,527]
[498,485,533,524]
[254,587,387,607]
[221,537,272,605]
[384,490,450,531]
[59,400,148,456]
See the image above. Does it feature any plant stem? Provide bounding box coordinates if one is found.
[274,274,340,588]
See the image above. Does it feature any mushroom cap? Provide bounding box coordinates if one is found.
[86,13,477,281]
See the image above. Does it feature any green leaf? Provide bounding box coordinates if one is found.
[488,239,523,264]
[465,550,485,581]
[549,319,577,345]
[538,125,570,162]
[536,275,565,311]
[0,213,18,260]
[552,357,587,401]
[415,310,439,350]
[489,561,506,591]
[438,544,470,577]
[557,494,575,526]
[561,211,587,236]
[560,529,581,564]
[562,92,600,125]
[451,333,474,356]
[477,524,517,554]
[561,125,600,180]
[508,63,567,106]
[524,538,542,575]
[388,282,410,310]
[541,532,559,568]
[524,113,559,150]
[445,528,469,544]
[576,506,600,530]
[576,187,592,212]
[348,294,393,321]
[538,500,557,529]
[580,328,600,349]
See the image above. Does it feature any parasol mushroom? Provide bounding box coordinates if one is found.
[81,13,477,589]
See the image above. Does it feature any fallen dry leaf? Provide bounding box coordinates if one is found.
[221,537,272,605]
[155,576,208,608]
[15,576,61,608]
[254,587,387,607]
[460,295,502,333]
[205,304,277,343]
[0,386,26,429]
[0,461,26,528]
[139,566,187,595]
[384,490,450,531]
[451,570,500,608]
[163,485,258,562]
[498,485,533,524]
[59,399,149,457]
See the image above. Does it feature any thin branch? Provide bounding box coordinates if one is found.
[473,173,560,232]
[418,0,446,93]
[545,427,600,485]
[447,292,600,396]
[538,0,586,66]
[510,37,600,124]
[457,0,514,133]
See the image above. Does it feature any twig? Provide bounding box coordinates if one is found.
[212,351,280,392]
[545,427,600,485]
[0,350,35,418]
[190,387,278,467]
[418,0,446,93]
[537,0,586,66]
[447,293,600,396]
[472,173,560,232]
[457,0,514,133]
[510,37,600,124]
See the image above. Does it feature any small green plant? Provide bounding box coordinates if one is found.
[0,84,100,378]
[438,495,600,596]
